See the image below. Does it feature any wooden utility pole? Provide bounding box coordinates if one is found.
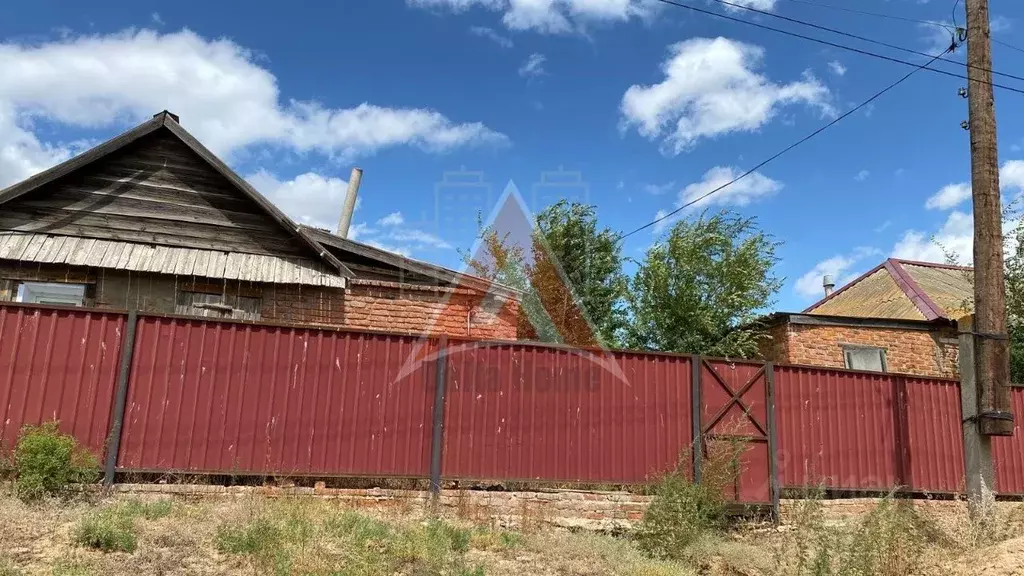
[966,0,1014,436]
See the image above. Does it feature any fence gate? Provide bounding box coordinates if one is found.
[694,357,779,512]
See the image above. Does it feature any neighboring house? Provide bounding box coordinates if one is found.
[760,258,972,378]
[0,111,519,339]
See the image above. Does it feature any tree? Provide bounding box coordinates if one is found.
[1005,217,1024,383]
[625,210,782,358]
[464,200,628,348]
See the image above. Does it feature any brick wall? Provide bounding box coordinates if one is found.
[761,321,959,378]
[0,262,520,340]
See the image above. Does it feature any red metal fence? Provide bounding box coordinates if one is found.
[2,302,1023,509]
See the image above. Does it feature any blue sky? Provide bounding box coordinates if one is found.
[1,0,1022,313]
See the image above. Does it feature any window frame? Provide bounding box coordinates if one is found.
[13,281,88,307]
[841,344,889,373]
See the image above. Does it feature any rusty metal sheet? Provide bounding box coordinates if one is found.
[0,304,125,458]
[440,341,693,484]
[117,316,437,477]
[992,388,1024,495]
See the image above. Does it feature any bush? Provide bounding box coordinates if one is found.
[73,509,138,553]
[13,422,98,501]
[633,472,726,560]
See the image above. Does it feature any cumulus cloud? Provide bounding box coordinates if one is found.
[620,37,831,154]
[349,210,453,256]
[828,60,846,76]
[409,0,653,34]
[378,212,405,226]
[518,53,547,77]
[892,210,975,263]
[925,183,972,210]
[854,170,869,182]
[650,166,781,233]
[718,0,777,11]
[245,170,352,231]
[794,247,881,300]
[0,29,506,188]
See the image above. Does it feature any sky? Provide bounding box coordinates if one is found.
[1,0,1023,313]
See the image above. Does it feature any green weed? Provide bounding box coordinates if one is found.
[13,422,98,501]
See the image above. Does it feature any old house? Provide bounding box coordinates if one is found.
[0,111,519,339]
[760,258,971,378]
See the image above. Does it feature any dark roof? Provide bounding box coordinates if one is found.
[762,311,956,331]
[0,111,352,278]
[802,258,973,321]
[302,225,518,296]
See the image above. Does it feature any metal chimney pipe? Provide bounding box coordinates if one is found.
[336,167,363,238]
[823,274,835,297]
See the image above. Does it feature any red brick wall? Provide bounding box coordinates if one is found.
[760,321,959,378]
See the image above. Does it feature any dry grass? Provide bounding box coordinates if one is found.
[0,486,1021,576]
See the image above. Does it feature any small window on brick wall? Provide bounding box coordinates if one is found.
[176,291,262,321]
[843,345,888,373]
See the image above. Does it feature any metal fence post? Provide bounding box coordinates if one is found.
[429,336,449,496]
[104,310,138,487]
[765,362,781,521]
[692,354,703,484]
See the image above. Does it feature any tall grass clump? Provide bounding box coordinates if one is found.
[13,422,98,502]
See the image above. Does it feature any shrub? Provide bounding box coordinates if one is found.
[119,499,174,521]
[14,422,98,501]
[73,508,138,553]
[633,472,726,560]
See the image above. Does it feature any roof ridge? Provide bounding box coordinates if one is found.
[883,259,946,320]
[890,258,974,271]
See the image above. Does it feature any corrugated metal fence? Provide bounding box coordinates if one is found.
[2,303,1023,507]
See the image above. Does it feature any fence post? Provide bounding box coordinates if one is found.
[691,354,702,484]
[104,310,138,487]
[429,335,449,497]
[765,362,781,521]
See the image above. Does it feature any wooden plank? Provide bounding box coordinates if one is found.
[0,209,305,256]
[18,192,284,232]
[2,234,33,260]
[55,177,263,214]
[20,235,48,261]
[37,236,65,263]
[67,238,98,267]
[98,241,126,269]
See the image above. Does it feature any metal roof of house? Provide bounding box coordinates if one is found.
[804,258,974,321]
[0,232,346,288]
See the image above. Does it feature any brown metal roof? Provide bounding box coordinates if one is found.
[804,258,974,320]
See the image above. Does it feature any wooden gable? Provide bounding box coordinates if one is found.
[0,129,306,258]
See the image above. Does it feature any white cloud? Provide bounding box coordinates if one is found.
[620,37,831,154]
[469,26,514,48]
[0,29,506,188]
[409,0,653,34]
[151,13,164,25]
[245,170,351,231]
[855,170,869,182]
[518,53,547,77]
[892,210,975,263]
[644,181,675,195]
[827,60,846,76]
[925,182,972,210]
[652,209,672,233]
[678,166,781,209]
[378,211,405,226]
[794,247,880,300]
[718,0,777,11]
[991,16,1012,34]
[1003,160,1024,192]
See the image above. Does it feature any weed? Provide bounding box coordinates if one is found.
[13,422,98,502]
[324,509,392,543]
[72,507,138,553]
[50,557,92,576]
[634,471,726,560]
[118,499,174,521]
[0,556,22,576]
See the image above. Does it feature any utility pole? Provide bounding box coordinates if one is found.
[966,0,1014,436]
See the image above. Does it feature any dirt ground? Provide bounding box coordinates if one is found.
[0,489,1022,576]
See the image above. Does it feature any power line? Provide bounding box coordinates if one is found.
[649,0,1024,96]
[994,39,1024,55]
[704,0,1024,84]
[617,47,953,242]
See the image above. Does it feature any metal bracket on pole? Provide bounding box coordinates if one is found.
[104,310,138,487]
[429,336,449,498]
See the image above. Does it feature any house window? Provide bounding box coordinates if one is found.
[843,345,888,373]
[176,291,262,321]
[15,282,87,306]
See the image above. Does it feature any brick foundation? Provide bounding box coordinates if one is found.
[762,321,959,378]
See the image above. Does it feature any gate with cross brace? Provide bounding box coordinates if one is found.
[692,356,780,513]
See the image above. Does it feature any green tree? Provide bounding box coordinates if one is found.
[1005,217,1024,383]
[625,210,782,358]
[464,201,628,347]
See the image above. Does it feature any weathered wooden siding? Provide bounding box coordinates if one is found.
[0,130,306,258]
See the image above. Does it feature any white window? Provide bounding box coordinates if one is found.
[176,291,261,321]
[15,282,87,306]
[843,345,888,373]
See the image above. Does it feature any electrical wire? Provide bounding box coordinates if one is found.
[702,0,1024,83]
[994,39,1024,55]
[617,47,953,242]
[648,0,1024,96]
